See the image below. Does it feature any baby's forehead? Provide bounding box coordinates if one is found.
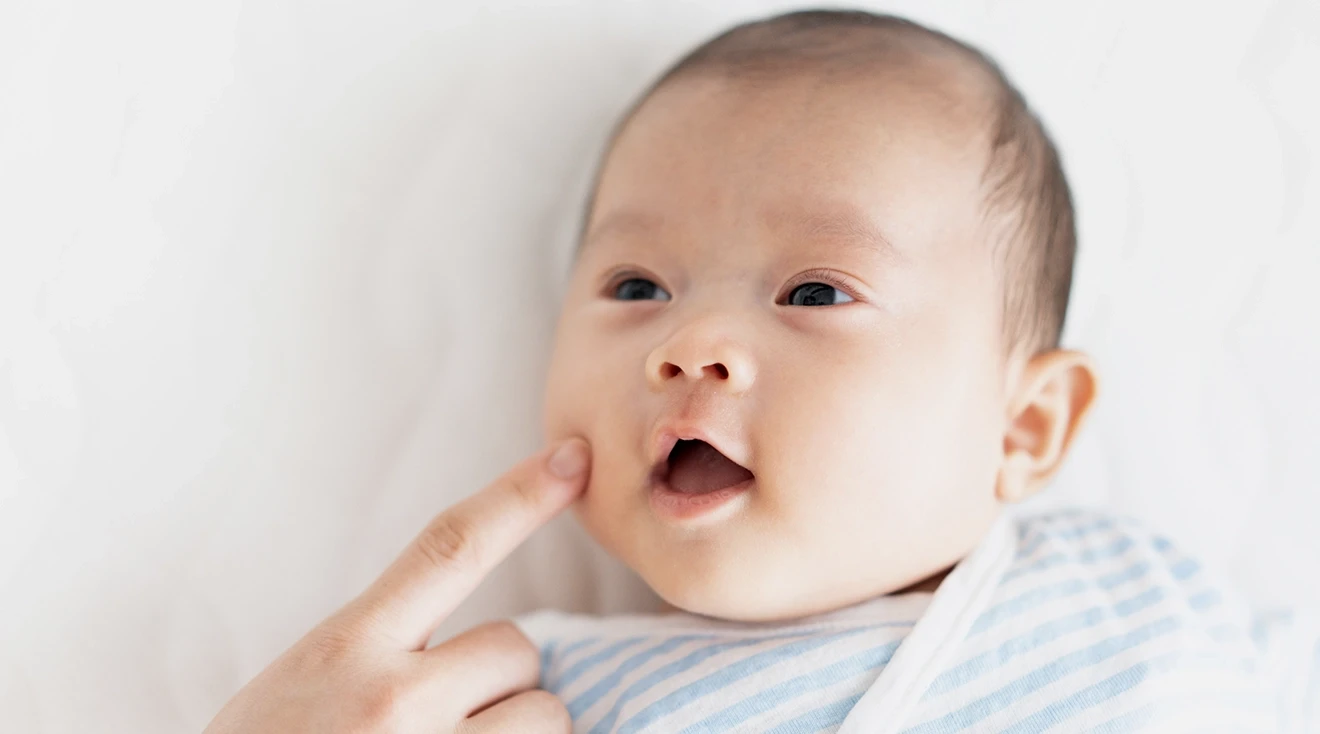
[664,24,1002,139]
[587,69,997,255]
[601,47,1001,197]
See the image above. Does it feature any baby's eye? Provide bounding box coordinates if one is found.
[613,277,671,302]
[785,282,855,307]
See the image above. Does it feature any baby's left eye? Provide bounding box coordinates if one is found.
[784,283,855,307]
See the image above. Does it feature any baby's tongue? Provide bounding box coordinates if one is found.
[667,440,754,495]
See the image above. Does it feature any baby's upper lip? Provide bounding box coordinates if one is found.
[649,420,751,473]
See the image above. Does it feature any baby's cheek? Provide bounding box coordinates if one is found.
[570,447,644,569]
[543,391,585,446]
[542,337,602,441]
[541,377,579,443]
[765,371,939,529]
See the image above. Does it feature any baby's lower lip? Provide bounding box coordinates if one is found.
[647,477,753,522]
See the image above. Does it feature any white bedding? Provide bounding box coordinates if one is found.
[1,1,1316,731]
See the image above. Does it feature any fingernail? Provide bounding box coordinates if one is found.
[548,439,589,480]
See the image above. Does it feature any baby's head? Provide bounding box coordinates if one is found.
[543,10,1097,622]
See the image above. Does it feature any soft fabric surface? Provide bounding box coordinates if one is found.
[1,1,1317,731]
[516,510,1304,733]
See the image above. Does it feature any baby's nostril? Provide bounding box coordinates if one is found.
[660,362,683,380]
[708,363,729,380]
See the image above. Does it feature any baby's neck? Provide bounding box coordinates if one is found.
[655,563,954,617]
[894,565,953,594]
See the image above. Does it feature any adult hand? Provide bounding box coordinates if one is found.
[204,438,591,733]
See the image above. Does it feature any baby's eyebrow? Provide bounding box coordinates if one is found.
[773,208,904,263]
[582,206,902,262]
[581,210,663,252]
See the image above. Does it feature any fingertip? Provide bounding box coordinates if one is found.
[546,438,590,481]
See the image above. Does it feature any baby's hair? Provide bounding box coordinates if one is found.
[587,9,1076,354]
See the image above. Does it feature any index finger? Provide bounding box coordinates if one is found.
[346,438,590,650]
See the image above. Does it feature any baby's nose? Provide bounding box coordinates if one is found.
[645,325,756,395]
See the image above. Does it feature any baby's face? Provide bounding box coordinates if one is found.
[545,69,1015,621]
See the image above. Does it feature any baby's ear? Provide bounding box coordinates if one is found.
[996,349,1098,503]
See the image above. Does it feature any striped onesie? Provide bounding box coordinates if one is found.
[515,509,1319,732]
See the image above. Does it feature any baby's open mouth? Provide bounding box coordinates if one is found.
[659,439,755,495]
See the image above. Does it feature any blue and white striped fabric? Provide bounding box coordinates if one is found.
[515,509,1319,733]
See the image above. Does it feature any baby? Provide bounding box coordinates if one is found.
[514,9,1314,733]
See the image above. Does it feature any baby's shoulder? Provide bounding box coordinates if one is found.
[1010,507,1193,571]
[1007,507,1232,604]
[1000,507,1260,655]
[917,509,1287,731]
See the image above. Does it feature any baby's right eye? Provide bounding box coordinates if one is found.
[612,277,671,302]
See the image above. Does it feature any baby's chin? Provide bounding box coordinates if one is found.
[574,499,943,622]
[577,513,816,621]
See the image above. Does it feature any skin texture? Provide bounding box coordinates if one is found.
[543,68,1098,623]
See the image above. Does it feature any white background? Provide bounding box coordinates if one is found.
[2,1,1317,731]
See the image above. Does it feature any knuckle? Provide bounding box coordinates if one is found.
[492,620,539,660]
[294,622,362,671]
[416,513,482,572]
[521,689,572,732]
[475,619,521,645]
[471,620,539,668]
[301,634,351,671]
[353,674,411,729]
